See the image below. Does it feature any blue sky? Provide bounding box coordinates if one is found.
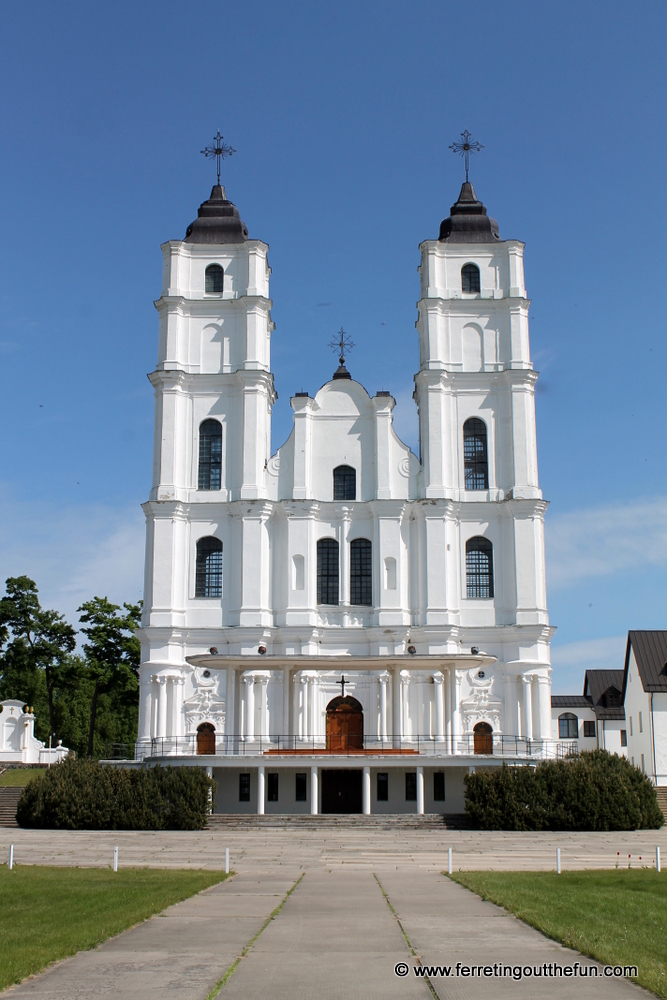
[1,1,666,692]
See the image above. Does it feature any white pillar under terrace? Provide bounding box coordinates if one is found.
[309,675,318,740]
[257,765,265,815]
[401,671,410,739]
[300,675,309,740]
[226,666,235,747]
[310,765,319,815]
[362,765,371,815]
[140,674,152,741]
[434,672,445,740]
[451,671,461,750]
[445,668,452,745]
[416,766,424,815]
[503,672,516,736]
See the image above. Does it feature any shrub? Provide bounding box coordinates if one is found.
[16,758,214,831]
[464,750,664,831]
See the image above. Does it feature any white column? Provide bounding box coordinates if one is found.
[172,677,184,739]
[537,675,551,741]
[379,674,388,742]
[309,674,318,740]
[257,765,265,815]
[139,673,152,741]
[362,765,371,815]
[300,675,309,740]
[282,667,291,739]
[339,511,351,607]
[310,765,319,815]
[445,668,452,745]
[392,667,402,746]
[434,672,445,740]
[503,672,516,735]
[226,666,235,749]
[402,671,410,739]
[244,675,255,740]
[416,766,424,815]
[451,670,461,750]
[157,677,168,738]
[522,675,533,740]
[259,676,269,739]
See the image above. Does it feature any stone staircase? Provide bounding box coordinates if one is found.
[206,813,473,830]
[0,788,22,828]
[656,787,667,818]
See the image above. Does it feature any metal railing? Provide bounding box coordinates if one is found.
[103,735,579,763]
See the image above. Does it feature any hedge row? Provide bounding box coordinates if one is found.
[464,750,664,831]
[17,758,214,830]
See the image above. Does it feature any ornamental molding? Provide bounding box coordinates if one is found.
[460,667,503,733]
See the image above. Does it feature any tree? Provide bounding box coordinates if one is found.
[0,577,76,741]
[77,597,141,758]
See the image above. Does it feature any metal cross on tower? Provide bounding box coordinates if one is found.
[339,675,347,698]
[201,131,237,185]
[449,129,484,182]
[328,328,355,367]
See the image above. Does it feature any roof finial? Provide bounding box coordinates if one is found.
[201,130,236,186]
[328,327,355,368]
[449,129,484,183]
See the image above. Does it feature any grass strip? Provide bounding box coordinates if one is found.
[205,872,305,999]
[373,873,439,1000]
[449,870,667,998]
[0,768,46,786]
[0,866,230,990]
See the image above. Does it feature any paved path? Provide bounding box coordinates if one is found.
[2,828,659,998]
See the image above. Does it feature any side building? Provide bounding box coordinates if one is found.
[133,173,556,816]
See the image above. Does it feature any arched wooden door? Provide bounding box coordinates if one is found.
[326,696,363,752]
[473,722,493,755]
[197,722,216,755]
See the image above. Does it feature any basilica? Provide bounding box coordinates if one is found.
[135,163,555,815]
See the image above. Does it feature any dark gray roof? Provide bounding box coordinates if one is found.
[438,181,501,243]
[551,695,592,709]
[583,669,625,720]
[623,631,667,695]
[184,185,249,244]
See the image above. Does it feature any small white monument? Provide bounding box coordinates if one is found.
[0,700,69,764]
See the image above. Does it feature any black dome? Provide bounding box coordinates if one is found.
[439,181,500,243]
[184,185,249,244]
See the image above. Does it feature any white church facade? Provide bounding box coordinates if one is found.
[134,172,556,815]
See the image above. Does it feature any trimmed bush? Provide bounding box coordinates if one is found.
[16,758,214,831]
[464,750,664,831]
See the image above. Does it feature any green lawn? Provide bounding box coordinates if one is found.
[0,866,230,990]
[450,870,667,998]
[0,768,46,786]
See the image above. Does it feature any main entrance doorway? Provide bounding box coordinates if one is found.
[321,769,362,813]
[326,696,363,751]
[473,721,493,754]
[196,722,215,754]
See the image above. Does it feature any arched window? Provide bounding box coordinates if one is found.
[466,537,493,599]
[205,264,224,293]
[317,538,339,605]
[463,418,488,490]
[333,465,356,500]
[350,538,372,606]
[558,713,579,739]
[461,262,481,293]
[198,419,222,490]
[195,536,222,598]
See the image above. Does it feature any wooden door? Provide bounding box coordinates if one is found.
[473,722,493,755]
[326,697,363,751]
[197,723,216,755]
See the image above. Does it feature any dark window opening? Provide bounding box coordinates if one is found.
[195,536,222,598]
[466,537,494,599]
[377,772,388,801]
[463,417,488,490]
[333,465,356,500]
[317,538,339,605]
[267,773,279,802]
[620,730,627,747]
[239,773,250,802]
[433,772,445,801]
[205,263,224,293]
[583,720,596,738]
[350,538,372,606]
[558,713,578,739]
[405,772,417,801]
[295,772,307,801]
[461,262,481,293]
[198,419,222,490]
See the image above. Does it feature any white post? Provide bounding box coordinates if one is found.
[448,846,452,875]
[225,847,230,874]
[452,671,461,751]
[309,674,318,742]
[259,677,269,740]
[416,766,424,815]
[434,672,445,741]
[113,846,118,872]
[657,846,661,873]
[300,675,309,741]
[556,847,561,874]
[379,674,388,742]
[362,765,371,815]
[8,844,14,870]
[257,765,265,815]
[310,765,319,815]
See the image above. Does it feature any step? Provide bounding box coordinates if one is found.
[0,788,23,827]
[656,787,667,817]
[205,813,473,830]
